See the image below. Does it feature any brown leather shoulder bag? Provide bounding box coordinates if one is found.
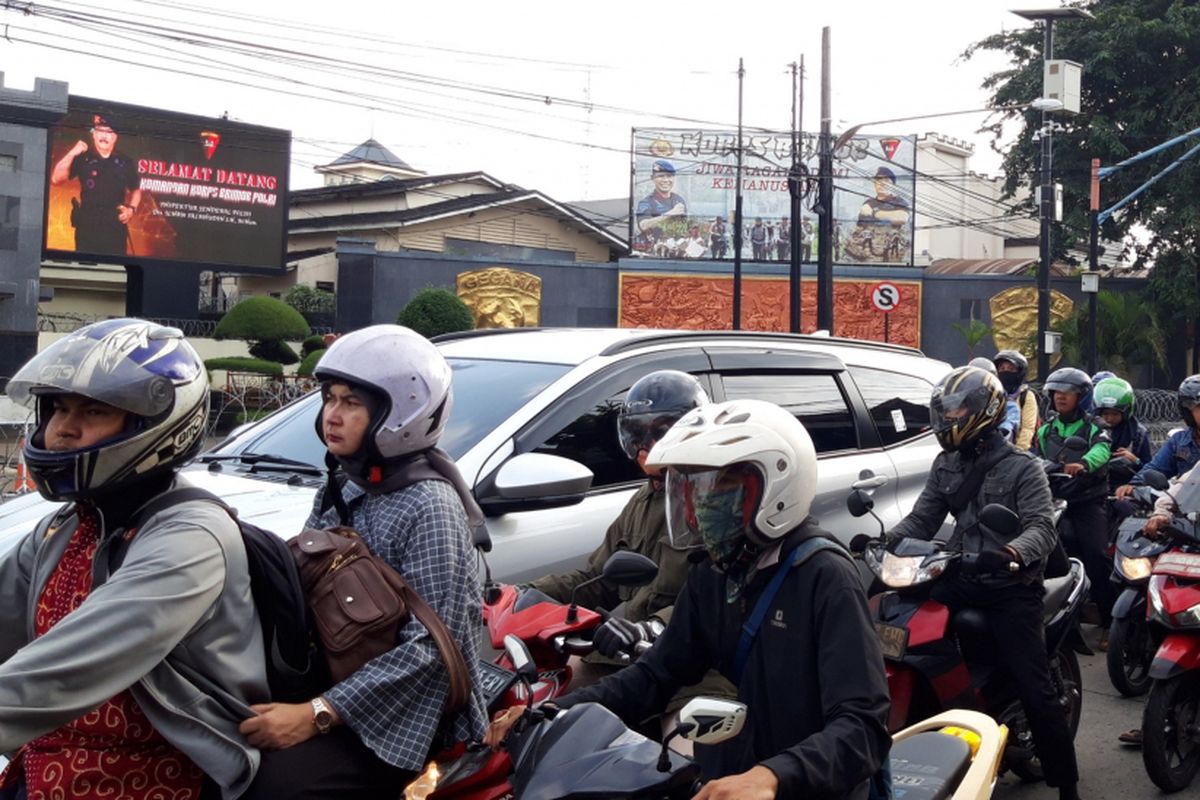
[289,526,471,715]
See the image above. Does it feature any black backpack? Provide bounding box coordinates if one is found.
[118,486,329,702]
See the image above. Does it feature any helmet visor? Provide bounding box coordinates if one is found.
[6,326,195,416]
[930,382,987,435]
[618,412,680,460]
[665,463,763,559]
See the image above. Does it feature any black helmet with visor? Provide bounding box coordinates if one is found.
[930,366,1007,452]
[617,370,708,460]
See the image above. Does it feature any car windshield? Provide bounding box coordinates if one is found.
[208,357,570,466]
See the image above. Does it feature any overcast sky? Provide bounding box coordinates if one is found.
[2,0,1065,202]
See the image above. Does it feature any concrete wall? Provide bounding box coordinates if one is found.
[335,239,620,331]
[0,75,68,385]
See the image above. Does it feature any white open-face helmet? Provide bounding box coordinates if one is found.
[7,319,209,501]
[313,324,452,461]
[647,399,818,571]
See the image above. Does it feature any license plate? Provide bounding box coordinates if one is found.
[874,621,910,660]
[1154,552,1200,579]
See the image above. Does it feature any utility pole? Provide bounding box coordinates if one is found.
[1088,158,1100,374]
[788,59,803,333]
[816,27,833,332]
[733,57,745,330]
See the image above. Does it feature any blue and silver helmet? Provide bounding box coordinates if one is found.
[7,318,208,500]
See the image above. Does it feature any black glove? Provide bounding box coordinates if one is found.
[977,548,1020,574]
[849,534,874,555]
[593,617,661,659]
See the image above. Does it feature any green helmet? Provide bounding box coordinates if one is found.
[1092,377,1135,419]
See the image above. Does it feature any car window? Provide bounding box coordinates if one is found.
[211,358,570,464]
[531,388,641,489]
[848,367,933,447]
[721,373,857,454]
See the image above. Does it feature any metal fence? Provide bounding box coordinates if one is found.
[37,312,333,336]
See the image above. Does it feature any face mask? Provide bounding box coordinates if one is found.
[694,484,749,565]
[998,372,1022,393]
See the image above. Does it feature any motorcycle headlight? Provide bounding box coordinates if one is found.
[880,553,947,588]
[1117,554,1153,582]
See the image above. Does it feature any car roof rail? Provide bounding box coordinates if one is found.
[598,330,926,358]
[430,328,547,343]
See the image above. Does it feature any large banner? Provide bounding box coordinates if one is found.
[44,97,289,271]
[630,129,916,266]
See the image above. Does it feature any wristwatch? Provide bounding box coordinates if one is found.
[311,697,333,734]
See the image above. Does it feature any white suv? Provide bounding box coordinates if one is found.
[0,329,950,581]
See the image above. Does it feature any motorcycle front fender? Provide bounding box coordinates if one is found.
[1148,633,1200,681]
[1111,587,1146,622]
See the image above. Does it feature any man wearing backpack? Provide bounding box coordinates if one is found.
[489,399,891,799]
[0,319,268,800]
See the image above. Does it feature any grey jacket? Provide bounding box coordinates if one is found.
[888,439,1058,577]
[0,477,268,799]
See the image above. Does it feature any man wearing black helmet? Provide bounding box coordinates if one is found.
[524,370,735,739]
[0,319,267,800]
[882,366,1081,800]
[994,350,1039,450]
[1115,374,1200,498]
[1033,368,1113,638]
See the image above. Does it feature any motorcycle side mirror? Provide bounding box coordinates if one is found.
[503,634,539,685]
[565,551,658,624]
[657,697,748,772]
[1143,470,1170,491]
[979,503,1020,538]
[847,489,875,518]
[601,550,659,587]
[1063,435,1089,450]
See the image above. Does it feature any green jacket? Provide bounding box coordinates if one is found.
[1034,414,1111,501]
[529,481,688,625]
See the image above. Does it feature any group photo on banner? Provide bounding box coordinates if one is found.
[630,129,916,267]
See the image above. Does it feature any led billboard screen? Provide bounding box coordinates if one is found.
[44,97,289,271]
[630,129,916,266]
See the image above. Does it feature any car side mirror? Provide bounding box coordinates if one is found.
[479,453,594,516]
[1143,470,1170,491]
[600,550,659,588]
[847,489,875,518]
[979,503,1020,538]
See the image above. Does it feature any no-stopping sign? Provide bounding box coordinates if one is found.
[870,282,902,313]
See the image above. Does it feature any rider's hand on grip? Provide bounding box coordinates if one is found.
[977,548,1020,574]
[593,617,659,659]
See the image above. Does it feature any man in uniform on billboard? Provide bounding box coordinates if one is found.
[51,113,140,256]
[636,160,687,234]
[845,166,910,262]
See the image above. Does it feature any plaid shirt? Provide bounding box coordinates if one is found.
[309,478,487,770]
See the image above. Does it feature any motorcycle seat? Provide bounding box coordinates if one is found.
[1042,573,1074,619]
[889,731,972,800]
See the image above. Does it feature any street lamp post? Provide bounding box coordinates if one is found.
[1011,7,1093,379]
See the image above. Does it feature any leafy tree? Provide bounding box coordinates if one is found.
[951,318,994,358]
[214,296,310,366]
[301,334,327,358]
[285,284,336,314]
[1061,290,1168,375]
[397,287,475,338]
[965,0,1200,333]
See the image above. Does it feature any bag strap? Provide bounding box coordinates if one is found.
[399,579,473,715]
[733,537,847,683]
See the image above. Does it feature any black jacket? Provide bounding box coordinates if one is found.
[555,522,891,799]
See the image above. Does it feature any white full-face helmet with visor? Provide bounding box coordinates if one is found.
[646,399,818,574]
[6,318,209,501]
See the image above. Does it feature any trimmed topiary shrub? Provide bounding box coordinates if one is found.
[397,287,474,339]
[214,296,311,342]
[297,348,326,378]
[204,357,283,377]
[249,339,300,365]
[300,334,326,358]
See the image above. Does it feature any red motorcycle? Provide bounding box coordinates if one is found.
[1139,472,1200,793]
[424,550,659,799]
[851,488,1088,783]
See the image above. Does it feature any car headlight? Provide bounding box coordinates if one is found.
[880,553,947,588]
[1117,554,1154,582]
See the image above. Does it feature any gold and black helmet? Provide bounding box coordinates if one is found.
[930,366,1007,452]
